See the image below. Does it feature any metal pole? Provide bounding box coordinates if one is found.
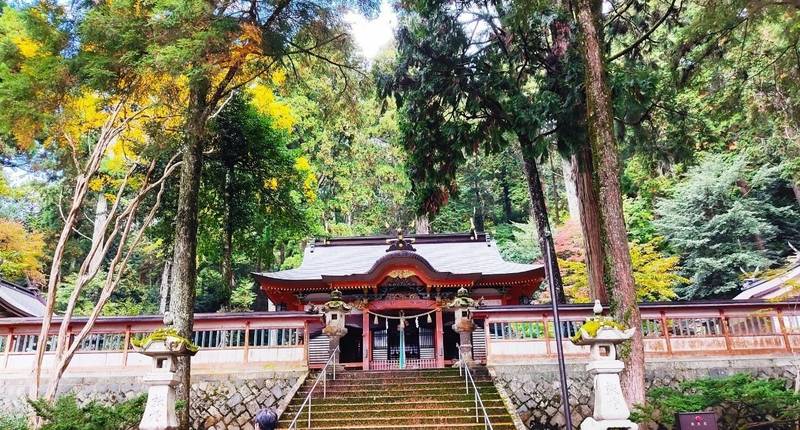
[307,396,311,429]
[545,238,574,430]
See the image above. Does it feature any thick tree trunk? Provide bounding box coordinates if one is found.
[519,138,566,303]
[158,260,171,314]
[169,76,208,428]
[87,194,107,275]
[562,157,580,220]
[572,145,608,304]
[575,0,645,405]
[415,214,430,234]
[221,167,235,309]
[500,165,514,222]
[793,181,800,207]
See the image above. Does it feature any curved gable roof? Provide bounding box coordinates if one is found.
[0,279,45,317]
[254,233,542,286]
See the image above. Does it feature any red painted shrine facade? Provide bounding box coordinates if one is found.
[253,232,545,369]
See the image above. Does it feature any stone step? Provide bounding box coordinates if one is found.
[291,386,502,400]
[278,414,515,427]
[280,405,511,420]
[279,423,516,430]
[283,398,508,413]
[284,394,508,410]
[327,369,462,379]
[307,374,488,385]
[294,380,496,394]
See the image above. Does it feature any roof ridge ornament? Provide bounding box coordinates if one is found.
[386,228,416,252]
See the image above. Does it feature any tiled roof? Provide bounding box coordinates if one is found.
[0,279,46,317]
[734,262,800,300]
[255,233,540,281]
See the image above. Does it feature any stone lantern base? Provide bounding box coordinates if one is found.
[139,371,180,430]
[581,418,638,430]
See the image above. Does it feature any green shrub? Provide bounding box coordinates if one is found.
[28,394,146,430]
[631,373,800,430]
[0,415,29,430]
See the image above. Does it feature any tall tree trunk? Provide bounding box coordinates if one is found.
[87,194,107,275]
[169,76,208,428]
[573,145,608,304]
[158,260,171,314]
[548,150,561,221]
[792,181,800,207]
[562,157,580,220]
[415,214,430,234]
[221,166,235,309]
[575,0,645,405]
[519,137,566,303]
[500,164,514,222]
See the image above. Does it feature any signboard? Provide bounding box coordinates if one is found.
[676,412,718,429]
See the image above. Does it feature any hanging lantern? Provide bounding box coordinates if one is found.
[415,317,419,328]
[427,313,432,324]
[385,317,389,330]
[373,314,378,325]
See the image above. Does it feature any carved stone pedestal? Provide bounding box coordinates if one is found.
[581,360,637,430]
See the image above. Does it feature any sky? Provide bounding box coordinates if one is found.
[344,1,398,61]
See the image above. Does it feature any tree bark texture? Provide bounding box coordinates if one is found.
[88,194,107,275]
[415,214,430,234]
[169,77,208,428]
[574,0,645,404]
[519,138,566,303]
[562,157,580,220]
[159,260,171,314]
[221,167,235,309]
[572,145,608,304]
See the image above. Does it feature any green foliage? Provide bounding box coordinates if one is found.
[229,279,257,312]
[560,237,683,303]
[0,415,28,430]
[570,316,627,344]
[494,220,542,264]
[29,394,146,430]
[129,327,198,353]
[631,373,800,430]
[656,153,800,299]
[56,271,158,316]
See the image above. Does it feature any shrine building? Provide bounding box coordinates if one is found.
[252,231,544,370]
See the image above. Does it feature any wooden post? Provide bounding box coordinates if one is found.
[435,307,444,368]
[122,325,131,367]
[660,311,673,356]
[720,310,733,352]
[543,313,552,357]
[3,330,12,369]
[304,321,310,368]
[243,321,250,364]
[362,311,370,370]
[776,308,793,352]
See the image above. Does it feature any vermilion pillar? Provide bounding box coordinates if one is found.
[362,311,371,370]
[435,307,444,368]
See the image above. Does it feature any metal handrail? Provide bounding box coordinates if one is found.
[457,344,494,430]
[288,345,339,429]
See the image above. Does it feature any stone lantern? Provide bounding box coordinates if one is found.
[572,301,638,430]
[321,289,351,364]
[448,286,476,365]
[132,329,198,430]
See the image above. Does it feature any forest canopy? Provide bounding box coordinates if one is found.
[0,0,797,316]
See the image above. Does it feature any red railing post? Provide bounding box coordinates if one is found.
[776,307,793,352]
[660,311,673,356]
[720,309,734,352]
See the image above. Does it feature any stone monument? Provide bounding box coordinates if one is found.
[132,328,198,430]
[572,301,638,430]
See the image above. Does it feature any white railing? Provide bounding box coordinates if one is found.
[457,344,494,430]
[370,358,437,370]
[288,345,339,430]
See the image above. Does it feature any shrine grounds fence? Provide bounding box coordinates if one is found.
[1,300,800,374]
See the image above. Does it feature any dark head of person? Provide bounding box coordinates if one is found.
[254,408,278,430]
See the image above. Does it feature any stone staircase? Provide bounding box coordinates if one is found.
[278,367,516,429]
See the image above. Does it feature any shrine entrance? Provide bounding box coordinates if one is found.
[369,310,436,369]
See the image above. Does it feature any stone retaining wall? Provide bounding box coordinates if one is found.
[491,356,797,430]
[0,371,304,430]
